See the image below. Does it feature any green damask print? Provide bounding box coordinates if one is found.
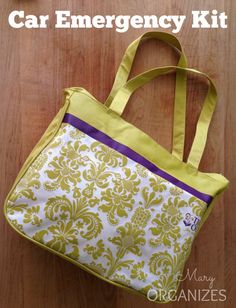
[162,197,186,225]
[44,156,81,192]
[141,187,163,209]
[169,186,183,196]
[173,242,181,253]
[109,222,146,258]
[23,205,42,227]
[99,185,135,225]
[83,162,112,188]
[32,229,48,243]
[91,141,127,167]
[113,168,140,193]
[187,196,207,217]
[131,207,151,229]
[44,195,70,221]
[73,183,96,199]
[149,197,189,247]
[86,203,151,279]
[142,237,193,301]
[103,247,134,278]
[47,221,79,253]
[149,251,183,276]
[9,169,40,203]
[7,164,42,215]
[150,176,167,192]
[66,245,80,260]
[44,194,102,240]
[33,227,80,262]
[150,213,181,247]
[90,216,147,278]
[44,135,90,192]
[60,140,89,168]
[33,228,80,260]
[69,127,86,140]
[6,201,27,215]
[81,183,96,198]
[84,239,105,260]
[130,261,147,282]
[89,201,151,279]
[135,164,148,178]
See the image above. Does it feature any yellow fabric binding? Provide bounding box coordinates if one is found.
[109,66,217,169]
[104,31,188,161]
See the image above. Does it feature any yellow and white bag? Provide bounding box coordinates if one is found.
[4,32,229,303]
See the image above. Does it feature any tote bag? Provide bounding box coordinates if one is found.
[4,32,229,303]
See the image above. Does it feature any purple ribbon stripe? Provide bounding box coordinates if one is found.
[63,113,212,204]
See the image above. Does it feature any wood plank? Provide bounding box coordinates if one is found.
[0,1,235,307]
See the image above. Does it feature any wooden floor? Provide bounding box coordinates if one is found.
[0,1,235,307]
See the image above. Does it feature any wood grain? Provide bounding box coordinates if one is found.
[0,1,235,307]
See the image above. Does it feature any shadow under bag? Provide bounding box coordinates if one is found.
[4,32,229,303]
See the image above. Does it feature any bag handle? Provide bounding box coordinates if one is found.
[108,66,217,169]
[105,31,188,161]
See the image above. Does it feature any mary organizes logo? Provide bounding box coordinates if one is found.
[147,268,227,302]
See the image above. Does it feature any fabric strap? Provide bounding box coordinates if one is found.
[108,66,217,169]
[105,31,188,161]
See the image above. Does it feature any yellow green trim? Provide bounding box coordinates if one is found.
[194,191,225,238]
[105,31,187,107]
[109,66,217,170]
[65,87,229,198]
[104,31,188,162]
